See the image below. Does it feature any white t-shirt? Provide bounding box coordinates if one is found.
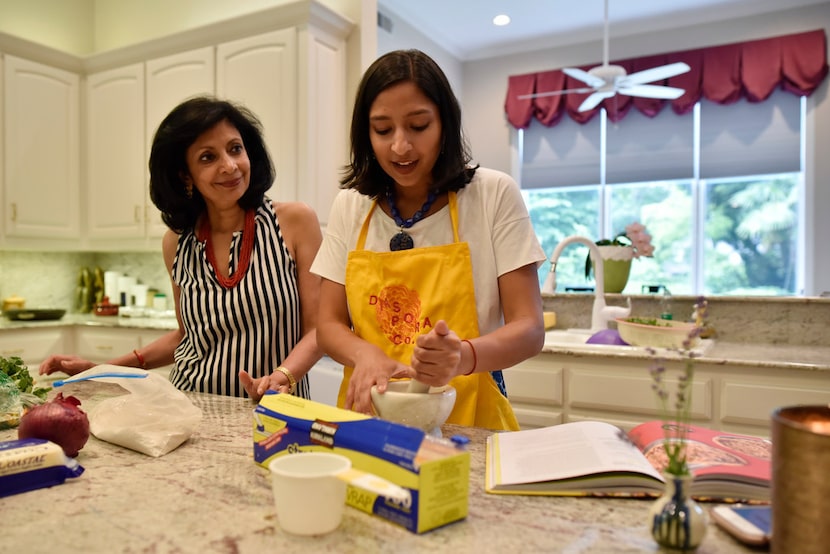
[311,167,546,335]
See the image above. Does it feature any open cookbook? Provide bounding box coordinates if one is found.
[485,420,771,502]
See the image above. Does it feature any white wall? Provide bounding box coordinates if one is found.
[376,8,463,101]
[0,0,94,54]
[0,1,366,59]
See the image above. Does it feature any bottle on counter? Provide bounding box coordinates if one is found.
[75,267,92,313]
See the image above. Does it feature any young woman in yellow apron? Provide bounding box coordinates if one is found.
[311,50,546,431]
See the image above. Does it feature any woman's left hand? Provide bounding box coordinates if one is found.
[409,320,462,386]
[239,370,292,402]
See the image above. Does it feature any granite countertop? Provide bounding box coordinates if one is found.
[3,312,826,371]
[541,339,830,372]
[1,385,756,553]
[0,312,179,331]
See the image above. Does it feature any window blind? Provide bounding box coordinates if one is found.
[699,89,801,179]
[520,115,601,188]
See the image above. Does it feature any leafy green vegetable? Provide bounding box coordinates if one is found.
[625,317,672,327]
[0,355,50,400]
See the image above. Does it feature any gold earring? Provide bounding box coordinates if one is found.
[185,183,193,198]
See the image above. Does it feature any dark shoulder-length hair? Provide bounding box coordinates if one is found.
[341,49,477,197]
[149,95,274,233]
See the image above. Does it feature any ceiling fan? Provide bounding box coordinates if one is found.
[520,0,691,112]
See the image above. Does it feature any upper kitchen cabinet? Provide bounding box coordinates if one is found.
[144,47,216,239]
[216,29,298,206]
[3,55,80,242]
[86,63,145,240]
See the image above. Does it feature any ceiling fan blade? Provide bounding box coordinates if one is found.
[618,84,686,99]
[578,91,615,112]
[622,62,691,87]
[518,87,596,100]
[563,67,605,88]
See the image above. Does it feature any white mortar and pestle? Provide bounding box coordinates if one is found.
[370,325,458,436]
[370,380,456,436]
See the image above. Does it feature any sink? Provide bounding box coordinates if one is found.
[544,329,714,356]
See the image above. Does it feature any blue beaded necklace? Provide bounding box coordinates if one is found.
[386,188,438,251]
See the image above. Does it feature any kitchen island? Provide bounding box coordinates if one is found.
[1,384,756,553]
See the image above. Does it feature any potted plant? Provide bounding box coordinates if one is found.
[585,222,655,293]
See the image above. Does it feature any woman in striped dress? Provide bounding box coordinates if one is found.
[40,97,322,401]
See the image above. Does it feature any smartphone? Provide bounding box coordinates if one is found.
[711,505,771,546]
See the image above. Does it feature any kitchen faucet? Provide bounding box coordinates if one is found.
[541,235,631,332]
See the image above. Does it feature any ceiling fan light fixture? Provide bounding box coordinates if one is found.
[517,0,690,112]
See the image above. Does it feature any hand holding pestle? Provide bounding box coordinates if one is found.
[407,320,452,394]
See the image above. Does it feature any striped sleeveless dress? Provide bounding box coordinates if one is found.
[169,197,311,399]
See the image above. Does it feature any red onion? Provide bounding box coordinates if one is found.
[18,392,90,457]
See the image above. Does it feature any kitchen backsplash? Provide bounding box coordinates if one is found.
[545,293,830,347]
[0,251,171,311]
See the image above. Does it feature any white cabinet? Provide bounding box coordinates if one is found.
[505,352,830,436]
[73,326,172,378]
[0,327,67,367]
[144,46,215,238]
[3,55,80,240]
[216,29,298,204]
[0,327,69,383]
[85,64,146,240]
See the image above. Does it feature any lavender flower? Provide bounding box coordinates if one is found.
[647,317,703,476]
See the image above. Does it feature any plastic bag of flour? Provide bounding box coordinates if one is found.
[58,365,202,457]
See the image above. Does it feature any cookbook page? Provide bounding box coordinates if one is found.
[491,421,663,487]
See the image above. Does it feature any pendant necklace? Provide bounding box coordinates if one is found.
[386,188,437,251]
[198,209,256,288]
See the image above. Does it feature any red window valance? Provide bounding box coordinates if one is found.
[505,29,828,129]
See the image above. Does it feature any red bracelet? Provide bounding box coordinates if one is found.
[461,339,477,376]
[132,349,146,369]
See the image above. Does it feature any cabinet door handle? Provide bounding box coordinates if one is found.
[10,203,17,223]
[95,345,113,352]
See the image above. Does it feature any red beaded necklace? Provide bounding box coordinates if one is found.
[198,209,256,289]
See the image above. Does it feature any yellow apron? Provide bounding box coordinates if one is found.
[340,192,519,431]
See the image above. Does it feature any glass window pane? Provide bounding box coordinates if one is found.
[524,186,600,289]
[607,182,694,295]
[703,174,799,295]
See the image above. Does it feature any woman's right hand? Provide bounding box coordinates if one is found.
[39,355,95,377]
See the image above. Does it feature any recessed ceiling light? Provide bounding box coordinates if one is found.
[493,14,511,26]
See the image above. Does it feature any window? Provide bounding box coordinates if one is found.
[521,90,804,296]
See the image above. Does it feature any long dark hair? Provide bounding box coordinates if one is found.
[149,96,275,233]
[341,49,476,197]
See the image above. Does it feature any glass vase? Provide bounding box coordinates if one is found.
[648,472,707,551]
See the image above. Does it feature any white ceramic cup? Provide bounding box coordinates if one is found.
[268,452,350,535]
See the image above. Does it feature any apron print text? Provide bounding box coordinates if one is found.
[369,284,433,345]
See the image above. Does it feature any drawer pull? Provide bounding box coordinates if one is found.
[95,346,114,352]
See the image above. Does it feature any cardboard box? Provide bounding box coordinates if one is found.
[253,392,469,534]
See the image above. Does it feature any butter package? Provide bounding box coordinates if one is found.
[253,392,469,534]
[0,438,85,497]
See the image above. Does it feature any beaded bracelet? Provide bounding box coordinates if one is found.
[274,366,297,394]
[461,339,477,376]
[132,349,146,369]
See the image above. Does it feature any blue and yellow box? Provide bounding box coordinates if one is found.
[253,392,469,534]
